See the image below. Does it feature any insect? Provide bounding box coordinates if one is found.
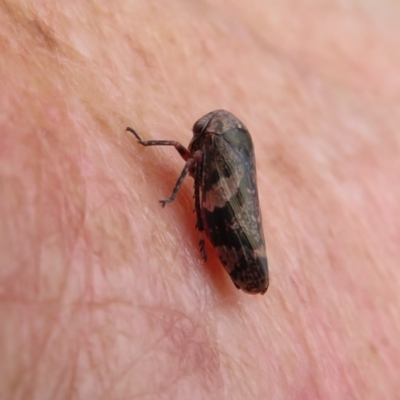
[127,110,269,294]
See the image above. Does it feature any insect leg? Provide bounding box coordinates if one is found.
[126,127,192,161]
[159,158,196,208]
[193,151,207,261]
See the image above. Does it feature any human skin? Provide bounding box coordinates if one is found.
[1,0,400,399]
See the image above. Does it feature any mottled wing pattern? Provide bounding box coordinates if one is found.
[200,131,268,294]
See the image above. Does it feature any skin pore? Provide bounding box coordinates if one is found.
[1,0,400,399]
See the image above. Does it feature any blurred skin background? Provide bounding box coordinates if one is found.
[1,1,400,399]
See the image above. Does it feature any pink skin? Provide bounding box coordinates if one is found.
[1,1,400,399]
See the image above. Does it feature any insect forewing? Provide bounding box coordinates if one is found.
[200,130,268,294]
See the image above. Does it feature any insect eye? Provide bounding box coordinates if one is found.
[192,111,216,137]
[192,120,204,136]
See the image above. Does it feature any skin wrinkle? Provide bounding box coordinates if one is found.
[122,308,220,398]
[36,126,86,301]
[75,299,222,398]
